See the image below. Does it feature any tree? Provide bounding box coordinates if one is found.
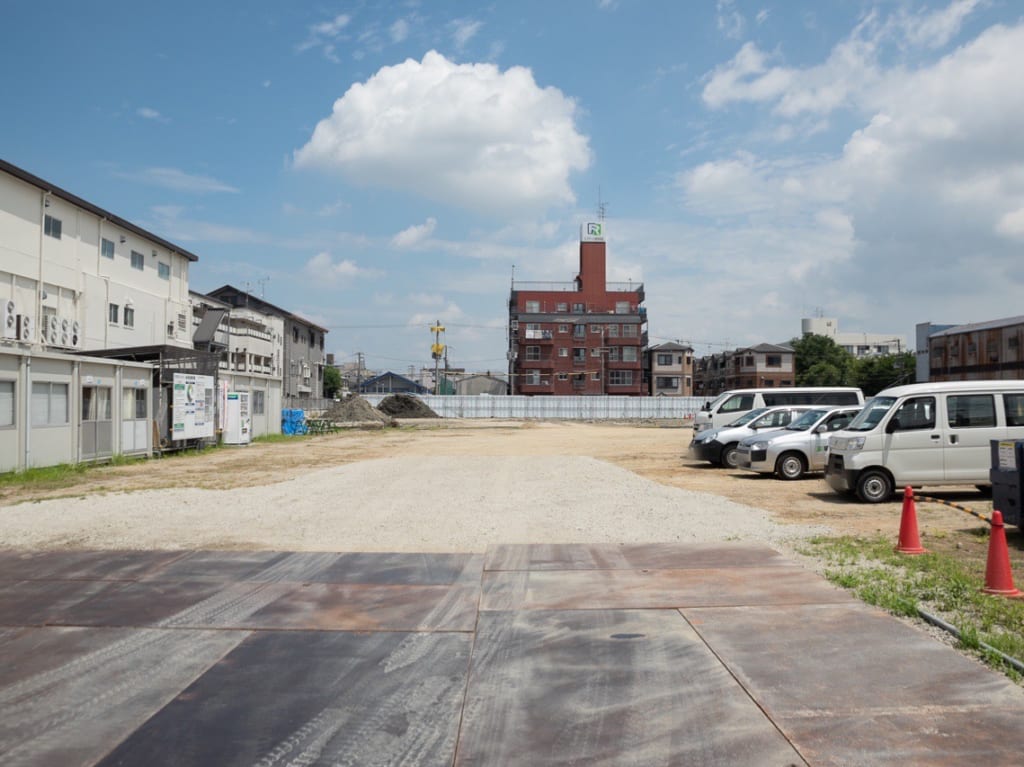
[790,335,856,385]
[323,365,342,398]
[852,352,915,396]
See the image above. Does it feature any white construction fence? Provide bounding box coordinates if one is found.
[361,394,708,420]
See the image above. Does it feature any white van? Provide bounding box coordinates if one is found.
[693,387,863,434]
[824,381,1024,503]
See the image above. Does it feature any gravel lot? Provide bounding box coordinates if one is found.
[0,454,827,552]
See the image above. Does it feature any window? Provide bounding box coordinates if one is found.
[31,382,68,426]
[591,348,601,357]
[590,324,601,334]
[525,370,541,385]
[608,370,633,386]
[526,346,541,361]
[766,355,782,367]
[606,324,619,337]
[572,303,584,312]
[167,322,175,337]
[82,387,112,421]
[557,373,568,381]
[744,355,755,366]
[591,372,600,381]
[891,396,935,431]
[109,304,119,324]
[1005,394,1024,427]
[656,353,673,366]
[573,348,586,362]
[123,388,147,419]
[101,238,115,259]
[293,328,299,342]
[525,300,540,313]
[178,313,187,332]
[656,376,680,389]
[0,381,13,426]
[622,347,637,362]
[721,394,755,413]
[615,301,630,314]
[556,302,567,312]
[573,325,586,339]
[606,347,620,361]
[130,250,144,270]
[558,324,568,333]
[947,395,996,428]
[621,325,637,337]
[158,262,170,280]
[124,306,135,328]
[253,390,265,415]
[558,347,568,357]
[44,214,62,239]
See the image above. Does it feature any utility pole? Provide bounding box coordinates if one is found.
[356,352,363,393]
[430,320,445,395]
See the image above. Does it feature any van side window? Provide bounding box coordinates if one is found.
[720,394,754,412]
[826,412,852,430]
[947,395,996,428]
[890,397,936,431]
[1004,394,1024,427]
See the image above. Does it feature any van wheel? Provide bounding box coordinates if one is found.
[775,452,807,480]
[720,443,740,469]
[856,470,893,503]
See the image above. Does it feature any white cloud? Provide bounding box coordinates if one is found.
[392,217,437,248]
[451,19,483,49]
[293,50,591,213]
[297,13,351,61]
[997,208,1024,240]
[896,0,981,49]
[408,303,466,326]
[116,167,239,193]
[148,206,263,244]
[304,252,383,283]
[756,9,769,25]
[390,18,410,44]
[137,107,164,121]
[716,0,745,40]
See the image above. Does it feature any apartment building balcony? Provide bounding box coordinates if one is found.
[523,329,554,342]
[519,379,553,392]
[521,356,556,369]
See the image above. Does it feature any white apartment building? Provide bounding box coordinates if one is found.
[191,291,284,438]
[0,158,202,470]
[801,317,907,358]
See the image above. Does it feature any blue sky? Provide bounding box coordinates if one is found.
[3,0,1023,373]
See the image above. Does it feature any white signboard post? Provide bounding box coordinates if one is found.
[172,373,215,440]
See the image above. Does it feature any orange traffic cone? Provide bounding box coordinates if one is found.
[982,510,1022,597]
[896,487,927,555]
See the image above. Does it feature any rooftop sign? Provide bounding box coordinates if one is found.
[581,222,605,242]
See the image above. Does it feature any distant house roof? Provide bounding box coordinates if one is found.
[358,371,429,394]
[205,285,328,333]
[649,342,693,352]
[0,158,201,262]
[741,343,795,353]
[931,315,1024,338]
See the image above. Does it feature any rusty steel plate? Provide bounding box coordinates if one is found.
[313,551,483,585]
[0,625,246,766]
[0,579,115,627]
[95,630,472,767]
[140,550,294,581]
[45,579,234,628]
[0,549,187,582]
[484,542,789,572]
[480,566,854,612]
[237,582,480,632]
[455,609,804,766]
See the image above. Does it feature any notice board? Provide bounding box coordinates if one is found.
[172,373,215,440]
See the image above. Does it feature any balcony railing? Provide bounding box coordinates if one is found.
[524,329,554,341]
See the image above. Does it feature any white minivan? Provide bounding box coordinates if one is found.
[824,381,1024,503]
[693,387,864,434]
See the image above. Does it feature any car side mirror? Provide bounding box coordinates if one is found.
[815,424,828,434]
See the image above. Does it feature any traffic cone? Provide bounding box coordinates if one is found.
[982,510,1022,597]
[896,487,927,555]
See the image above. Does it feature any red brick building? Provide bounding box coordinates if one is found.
[507,223,646,395]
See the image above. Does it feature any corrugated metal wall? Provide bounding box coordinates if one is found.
[361,394,707,419]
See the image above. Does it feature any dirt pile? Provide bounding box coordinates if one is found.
[377,393,440,418]
[324,395,391,424]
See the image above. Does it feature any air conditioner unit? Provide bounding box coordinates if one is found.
[48,315,59,337]
[17,315,34,342]
[2,300,16,340]
[60,332,70,347]
[60,317,70,333]
[71,320,81,348]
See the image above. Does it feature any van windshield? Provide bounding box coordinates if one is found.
[845,397,896,431]
[785,409,829,431]
[726,407,768,427]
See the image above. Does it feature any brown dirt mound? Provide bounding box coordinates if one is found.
[377,393,440,418]
[324,395,391,424]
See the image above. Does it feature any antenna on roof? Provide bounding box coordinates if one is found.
[597,186,608,221]
[257,276,270,299]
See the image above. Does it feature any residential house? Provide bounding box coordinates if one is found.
[693,343,795,397]
[924,315,1024,381]
[645,342,694,396]
[508,223,647,395]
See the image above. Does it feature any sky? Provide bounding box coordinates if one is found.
[3,0,1023,374]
